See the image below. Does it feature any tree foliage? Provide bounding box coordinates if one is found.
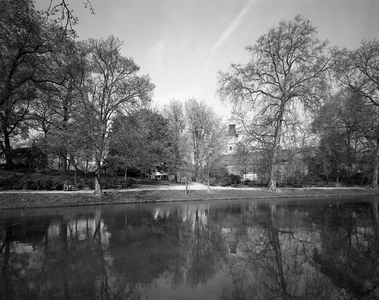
[109,109,172,177]
[332,40,379,188]
[75,35,154,193]
[2,4,379,191]
[312,90,361,181]
[0,0,74,168]
[184,98,224,181]
[162,100,190,180]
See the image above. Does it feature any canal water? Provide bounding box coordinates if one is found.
[1,197,379,300]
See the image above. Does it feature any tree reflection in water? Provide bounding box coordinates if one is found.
[1,199,379,300]
[312,201,379,300]
[220,200,379,300]
[221,201,332,300]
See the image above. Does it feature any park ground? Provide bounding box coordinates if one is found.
[1,182,379,210]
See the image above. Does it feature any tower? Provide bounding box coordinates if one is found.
[226,124,238,154]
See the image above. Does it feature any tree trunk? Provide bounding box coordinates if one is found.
[207,161,211,193]
[1,126,14,170]
[372,139,379,189]
[269,202,291,299]
[267,106,284,191]
[62,153,68,171]
[347,134,352,174]
[372,201,379,235]
[323,159,329,182]
[94,160,102,195]
[185,176,191,194]
[94,171,102,195]
[194,163,200,182]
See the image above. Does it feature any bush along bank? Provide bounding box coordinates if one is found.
[0,170,136,191]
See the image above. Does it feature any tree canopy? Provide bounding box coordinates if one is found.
[218,15,329,190]
[2,3,379,191]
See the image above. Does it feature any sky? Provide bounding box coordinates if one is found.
[36,0,379,118]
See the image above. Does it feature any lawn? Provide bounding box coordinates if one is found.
[1,185,378,210]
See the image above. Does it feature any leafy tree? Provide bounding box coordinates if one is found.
[217,15,329,190]
[162,99,190,182]
[0,0,72,168]
[108,113,142,178]
[313,88,379,187]
[333,40,379,188]
[184,98,224,182]
[75,36,154,194]
[351,102,379,189]
[312,90,362,182]
[109,109,172,178]
[30,39,86,171]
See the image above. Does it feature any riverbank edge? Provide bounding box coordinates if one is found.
[1,187,379,210]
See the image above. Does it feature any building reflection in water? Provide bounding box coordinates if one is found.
[1,198,379,299]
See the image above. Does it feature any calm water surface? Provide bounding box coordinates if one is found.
[1,197,379,300]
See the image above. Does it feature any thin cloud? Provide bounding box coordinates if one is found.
[211,1,253,53]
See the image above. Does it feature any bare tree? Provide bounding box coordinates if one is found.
[333,40,379,107]
[41,0,95,37]
[217,15,329,190]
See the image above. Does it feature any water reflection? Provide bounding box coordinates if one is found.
[1,198,379,299]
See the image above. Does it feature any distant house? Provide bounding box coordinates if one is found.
[221,124,309,182]
[222,124,257,178]
[150,171,169,180]
[0,146,47,169]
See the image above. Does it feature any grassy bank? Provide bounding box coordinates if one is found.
[1,187,379,210]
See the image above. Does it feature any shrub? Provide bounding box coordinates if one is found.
[247,180,266,187]
[126,177,135,187]
[12,173,63,190]
[219,178,232,187]
[0,176,18,190]
[229,174,241,185]
[96,176,136,189]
